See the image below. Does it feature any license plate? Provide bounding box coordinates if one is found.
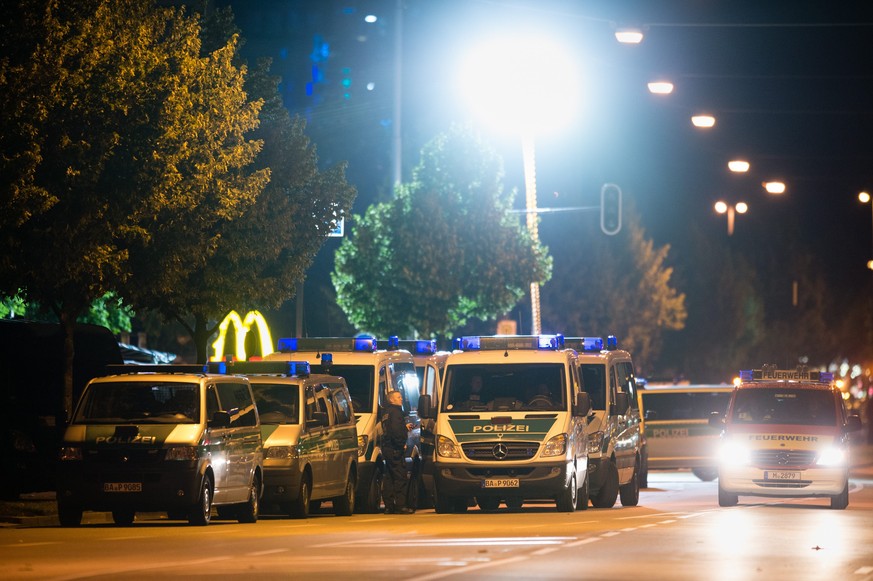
[764,471,800,481]
[482,478,519,488]
[104,482,142,492]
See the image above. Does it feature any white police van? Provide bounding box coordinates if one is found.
[265,337,419,512]
[566,336,643,508]
[57,365,263,526]
[710,366,862,509]
[210,360,358,518]
[417,335,591,513]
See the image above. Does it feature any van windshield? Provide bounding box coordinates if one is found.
[251,383,300,424]
[442,364,565,412]
[310,364,374,414]
[731,388,836,426]
[642,391,731,420]
[74,382,199,424]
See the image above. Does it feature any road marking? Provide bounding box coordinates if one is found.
[313,536,574,548]
[659,519,677,524]
[601,531,621,537]
[409,556,529,581]
[531,547,560,556]
[5,542,60,548]
[247,549,288,556]
[855,566,873,574]
[565,537,601,547]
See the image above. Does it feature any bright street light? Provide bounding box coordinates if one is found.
[615,28,644,44]
[728,160,750,173]
[647,81,674,95]
[764,181,786,194]
[691,115,716,128]
[459,35,580,334]
[715,201,748,236]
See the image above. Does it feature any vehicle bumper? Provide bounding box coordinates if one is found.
[262,464,304,504]
[433,459,574,499]
[718,465,848,496]
[647,456,716,470]
[56,461,203,511]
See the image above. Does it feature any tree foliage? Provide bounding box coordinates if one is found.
[332,125,551,339]
[0,0,266,414]
[541,206,686,375]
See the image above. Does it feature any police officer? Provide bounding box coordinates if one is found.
[381,390,414,514]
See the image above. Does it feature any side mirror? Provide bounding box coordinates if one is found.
[573,392,591,417]
[307,411,329,429]
[418,394,434,420]
[708,411,724,429]
[845,414,863,433]
[209,410,231,429]
[611,392,630,415]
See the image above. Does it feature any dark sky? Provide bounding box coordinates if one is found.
[225,0,873,335]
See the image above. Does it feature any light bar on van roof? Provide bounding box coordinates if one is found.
[277,337,377,353]
[739,367,834,383]
[453,334,565,351]
[393,339,438,355]
[563,335,619,352]
[205,360,311,377]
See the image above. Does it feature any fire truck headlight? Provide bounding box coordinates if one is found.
[816,447,846,466]
[718,440,751,466]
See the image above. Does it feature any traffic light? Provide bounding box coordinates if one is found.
[600,183,622,236]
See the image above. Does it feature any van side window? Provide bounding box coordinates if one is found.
[206,385,220,421]
[609,367,619,407]
[216,383,257,427]
[617,362,639,410]
[423,365,437,400]
[330,384,353,424]
[378,365,389,407]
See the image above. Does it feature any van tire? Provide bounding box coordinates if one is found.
[58,502,82,527]
[830,482,849,510]
[718,481,738,507]
[591,460,619,508]
[434,488,453,514]
[576,471,590,510]
[236,474,260,523]
[188,476,213,526]
[333,472,356,516]
[556,474,578,512]
[290,476,311,519]
[359,469,382,514]
[619,460,640,506]
[111,509,135,526]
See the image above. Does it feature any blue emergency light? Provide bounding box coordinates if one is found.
[391,339,438,355]
[453,334,565,351]
[205,360,311,377]
[277,337,378,353]
[564,337,604,352]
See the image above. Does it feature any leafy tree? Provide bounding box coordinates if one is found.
[1,291,133,335]
[0,0,265,417]
[120,5,356,362]
[541,206,686,375]
[332,125,551,339]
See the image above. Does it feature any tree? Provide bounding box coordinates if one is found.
[121,5,357,362]
[332,125,552,339]
[0,0,266,417]
[1,291,133,335]
[540,206,686,375]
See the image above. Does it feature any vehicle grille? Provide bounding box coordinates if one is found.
[752,479,812,489]
[83,448,162,464]
[751,449,816,467]
[461,441,538,461]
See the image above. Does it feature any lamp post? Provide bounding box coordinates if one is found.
[459,35,579,334]
[714,200,748,236]
[860,191,873,270]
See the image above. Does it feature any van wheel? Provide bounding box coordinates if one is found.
[718,481,739,507]
[290,476,311,519]
[692,468,718,482]
[619,460,640,506]
[830,482,849,510]
[576,471,590,511]
[360,469,382,514]
[188,476,213,526]
[434,488,453,514]
[58,501,83,527]
[556,474,577,512]
[591,460,619,508]
[112,509,135,526]
[333,472,356,516]
[639,451,649,488]
[236,474,260,523]
[477,497,500,512]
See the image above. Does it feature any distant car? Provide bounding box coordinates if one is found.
[638,384,733,481]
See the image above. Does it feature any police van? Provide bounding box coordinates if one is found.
[265,337,419,512]
[566,336,643,508]
[710,366,862,509]
[417,335,591,513]
[212,360,358,518]
[57,365,263,526]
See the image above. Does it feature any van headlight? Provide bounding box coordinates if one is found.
[542,434,567,457]
[437,435,461,458]
[587,431,604,455]
[265,446,297,460]
[165,446,197,461]
[717,440,751,466]
[357,435,369,457]
[59,446,82,461]
[816,447,846,466]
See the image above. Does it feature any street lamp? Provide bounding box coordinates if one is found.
[459,35,580,334]
[715,200,748,236]
[860,191,873,270]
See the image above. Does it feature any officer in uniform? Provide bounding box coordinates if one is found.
[380,390,414,514]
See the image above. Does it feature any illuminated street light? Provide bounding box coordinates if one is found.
[691,115,716,128]
[459,35,580,334]
[728,160,750,173]
[647,81,674,95]
[715,200,748,236]
[763,181,786,194]
[615,28,644,44]
[860,191,873,270]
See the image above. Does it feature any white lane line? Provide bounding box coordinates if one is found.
[601,531,621,537]
[409,556,529,581]
[659,519,677,524]
[565,537,602,547]
[531,547,560,556]
[639,523,657,528]
[313,536,573,548]
[855,566,873,574]
[247,549,288,556]
[5,542,60,548]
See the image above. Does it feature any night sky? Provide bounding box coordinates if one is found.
[222,0,873,338]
